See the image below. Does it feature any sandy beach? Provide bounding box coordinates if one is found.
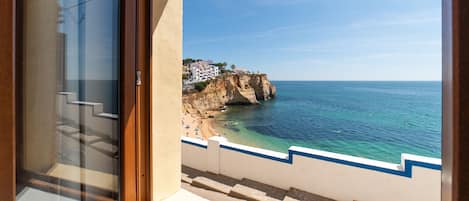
[182,111,220,140]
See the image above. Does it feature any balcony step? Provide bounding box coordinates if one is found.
[57,124,118,158]
[228,184,281,201]
[182,165,335,201]
[70,133,102,144]
[239,178,287,200]
[27,179,115,201]
[182,182,244,201]
[283,188,336,201]
[182,173,193,184]
[57,125,80,134]
[90,141,118,153]
[191,176,233,194]
[89,141,118,157]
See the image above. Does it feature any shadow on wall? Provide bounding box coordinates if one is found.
[152,0,169,31]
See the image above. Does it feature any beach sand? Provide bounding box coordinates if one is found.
[182,111,220,140]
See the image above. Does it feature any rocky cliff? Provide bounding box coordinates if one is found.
[183,74,276,114]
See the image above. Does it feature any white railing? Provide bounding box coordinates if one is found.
[181,136,441,201]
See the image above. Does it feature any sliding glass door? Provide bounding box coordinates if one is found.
[16,0,122,200]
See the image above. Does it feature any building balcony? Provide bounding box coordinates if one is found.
[180,136,441,201]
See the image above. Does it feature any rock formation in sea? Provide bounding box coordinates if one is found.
[183,74,276,115]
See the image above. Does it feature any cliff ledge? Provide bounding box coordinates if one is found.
[183,74,276,114]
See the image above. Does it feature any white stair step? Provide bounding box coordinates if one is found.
[57,125,79,134]
[96,113,118,119]
[182,173,193,184]
[70,133,101,143]
[191,176,232,194]
[229,184,280,201]
[284,188,335,201]
[89,141,118,154]
[239,178,287,200]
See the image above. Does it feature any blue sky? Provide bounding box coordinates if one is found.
[61,0,119,80]
[183,0,442,81]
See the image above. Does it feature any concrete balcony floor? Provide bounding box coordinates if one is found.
[182,183,244,201]
[164,189,209,201]
[17,187,78,201]
[17,186,208,201]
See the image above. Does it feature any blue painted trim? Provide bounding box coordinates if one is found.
[220,144,291,163]
[220,144,441,178]
[403,159,442,178]
[289,150,408,177]
[181,139,208,149]
[182,139,442,178]
[405,159,442,171]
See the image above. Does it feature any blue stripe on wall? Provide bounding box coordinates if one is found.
[182,139,441,178]
[181,139,208,149]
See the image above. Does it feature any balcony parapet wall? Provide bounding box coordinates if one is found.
[56,92,118,140]
[181,136,441,201]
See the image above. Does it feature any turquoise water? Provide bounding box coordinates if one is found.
[214,81,441,163]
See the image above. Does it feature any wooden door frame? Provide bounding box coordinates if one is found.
[121,0,151,200]
[121,0,138,200]
[0,0,150,200]
[441,0,469,200]
[0,0,16,200]
[136,0,151,200]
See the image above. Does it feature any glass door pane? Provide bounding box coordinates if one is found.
[16,0,121,200]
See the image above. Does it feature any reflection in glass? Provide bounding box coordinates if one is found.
[16,0,121,200]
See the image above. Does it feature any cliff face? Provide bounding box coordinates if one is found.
[183,74,276,114]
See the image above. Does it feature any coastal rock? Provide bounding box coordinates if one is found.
[183,74,276,114]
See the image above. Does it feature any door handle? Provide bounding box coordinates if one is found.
[136,70,142,86]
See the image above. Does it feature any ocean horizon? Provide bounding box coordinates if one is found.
[214,81,442,163]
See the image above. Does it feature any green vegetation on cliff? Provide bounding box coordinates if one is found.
[194,81,210,92]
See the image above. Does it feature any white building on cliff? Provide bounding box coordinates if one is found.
[186,60,220,83]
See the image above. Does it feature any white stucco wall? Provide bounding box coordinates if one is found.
[181,136,441,201]
[151,0,183,199]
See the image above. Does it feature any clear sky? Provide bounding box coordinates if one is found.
[183,0,442,81]
[61,0,119,80]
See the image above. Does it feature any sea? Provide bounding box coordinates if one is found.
[214,81,441,163]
